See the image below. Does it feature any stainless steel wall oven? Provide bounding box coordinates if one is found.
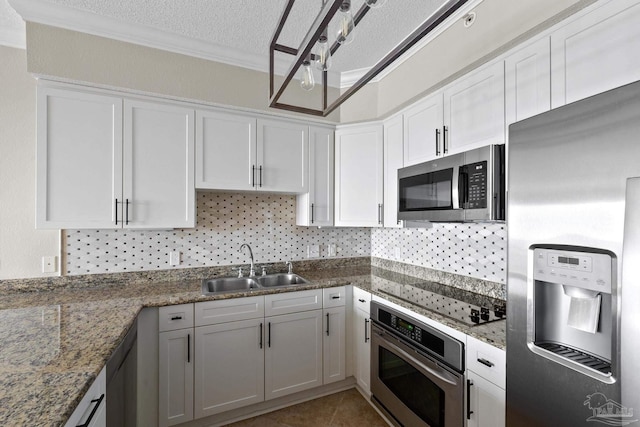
[370,301,465,427]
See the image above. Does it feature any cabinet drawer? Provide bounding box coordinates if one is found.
[159,304,194,332]
[466,335,506,389]
[323,286,346,308]
[195,296,265,326]
[265,289,323,317]
[353,287,371,314]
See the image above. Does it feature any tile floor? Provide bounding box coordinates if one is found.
[223,388,390,427]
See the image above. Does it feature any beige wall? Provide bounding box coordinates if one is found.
[0,46,59,280]
[26,23,340,122]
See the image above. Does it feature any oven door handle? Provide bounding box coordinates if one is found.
[375,329,459,386]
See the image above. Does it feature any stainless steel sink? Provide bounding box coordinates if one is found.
[257,273,309,288]
[202,277,260,294]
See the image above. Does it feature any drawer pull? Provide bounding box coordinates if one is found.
[331,295,341,300]
[170,316,183,321]
[477,358,495,368]
[358,298,366,303]
[77,393,104,427]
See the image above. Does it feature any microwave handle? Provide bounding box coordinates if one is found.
[458,166,468,209]
[452,165,461,209]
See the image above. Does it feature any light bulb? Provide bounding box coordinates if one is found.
[315,35,332,71]
[300,60,315,91]
[336,1,354,45]
[365,0,387,8]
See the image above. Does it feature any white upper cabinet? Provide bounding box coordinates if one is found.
[36,86,195,229]
[334,124,384,227]
[297,126,334,227]
[505,37,551,126]
[196,112,308,194]
[124,100,195,229]
[402,92,443,166]
[257,119,309,193]
[37,87,123,229]
[551,0,640,108]
[195,110,256,191]
[383,115,403,228]
[443,61,506,154]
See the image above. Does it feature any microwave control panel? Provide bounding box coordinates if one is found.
[464,161,487,208]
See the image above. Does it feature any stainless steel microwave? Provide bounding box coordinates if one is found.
[397,144,505,222]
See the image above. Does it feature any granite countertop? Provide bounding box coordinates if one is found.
[0,264,505,426]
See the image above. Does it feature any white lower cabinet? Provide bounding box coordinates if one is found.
[265,309,324,400]
[352,287,372,395]
[194,318,264,417]
[323,284,347,386]
[465,336,506,427]
[466,370,505,427]
[65,367,106,427]
[158,328,194,427]
[156,288,343,423]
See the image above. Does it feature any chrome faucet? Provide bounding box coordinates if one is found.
[240,244,256,277]
[286,261,293,274]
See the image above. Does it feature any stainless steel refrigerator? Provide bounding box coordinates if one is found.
[507,80,640,426]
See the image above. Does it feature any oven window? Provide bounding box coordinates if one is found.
[399,168,453,211]
[379,347,445,427]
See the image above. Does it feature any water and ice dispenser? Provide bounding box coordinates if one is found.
[530,247,615,378]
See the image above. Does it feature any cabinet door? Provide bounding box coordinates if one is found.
[297,126,334,226]
[505,37,551,126]
[265,310,323,400]
[323,306,346,384]
[353,306,371,396]
[334,125,384,227]
[402,92,443,165]
[443,61,505,154]
[194,319,264,418]
[159,329,194,427]
[195,110,256,191]
[466,370,505,427]
[551,0,640,108]
[36,87,123,229]
[257,119,309,193]
[383,115,403,228]
[124,100,195,228]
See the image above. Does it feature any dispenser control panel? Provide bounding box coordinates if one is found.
[532,248,612,294]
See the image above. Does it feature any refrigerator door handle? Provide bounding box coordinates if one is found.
[621,176,640,413]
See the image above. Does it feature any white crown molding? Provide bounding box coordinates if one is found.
[7,0,283,73]
[0,24,26,49]
[7,0,345,87]
[7,0,480,89]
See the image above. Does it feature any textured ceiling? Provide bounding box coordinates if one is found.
[0,0,25,48]
[3,0,448,73]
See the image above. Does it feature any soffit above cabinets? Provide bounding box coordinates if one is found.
[5,0,587,88]
[7,0,459,87]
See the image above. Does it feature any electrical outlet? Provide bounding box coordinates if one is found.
[169,251,181,266]
[307,245,320,258]
[328,244,337,257]
[394,247,401,259]
[42,256,57,273]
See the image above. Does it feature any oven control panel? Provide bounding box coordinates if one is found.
[390,314,423,342]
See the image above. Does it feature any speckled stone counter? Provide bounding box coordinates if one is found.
[0,259,505,426]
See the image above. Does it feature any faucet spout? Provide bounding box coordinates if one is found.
[240,244,256,277]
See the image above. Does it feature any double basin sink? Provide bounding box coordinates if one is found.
[202,273,310,295]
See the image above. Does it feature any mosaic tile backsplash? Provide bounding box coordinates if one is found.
[371,224,507,284]
[64,193,370,275]
[64,192,507,284]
